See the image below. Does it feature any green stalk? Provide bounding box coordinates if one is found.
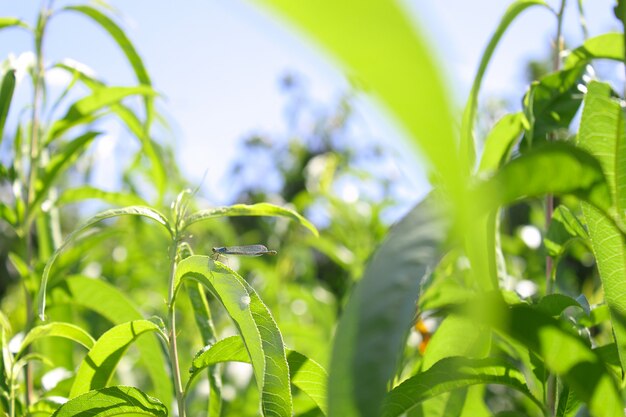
[167,239,186,417]
[545,2,566,415]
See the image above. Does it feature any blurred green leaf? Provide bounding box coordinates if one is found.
[38,205,172,321]
[184,203,318,237]
[69,320,163,398]
[0,18,28,31]
[556,383,582,417]
[17,322,94,359]
[476,142,612,215]
[328,195,449,417]
[50,275,172,403]
[544,205,588,258]
[28,131,102,223]
[53,386,167,416]
[478,113,527,174]
[578,81,626,375]
[57,186,148,207]
[177,256,292,417]
[191,335,328,415]
[47,85,155,142]
[249,0,463,199]
[462,0,548,169]
[0,69,16,144]
[490,302,622,417]
[536,294,587,317]
[28,398,64,416]
[564,33,624,70]
[381,356,543,417]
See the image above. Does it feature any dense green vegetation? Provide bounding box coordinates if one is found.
[2,1,626,416]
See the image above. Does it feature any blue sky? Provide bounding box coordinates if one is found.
[1,0,620,206]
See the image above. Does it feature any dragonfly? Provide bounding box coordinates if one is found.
[212,244,277,260]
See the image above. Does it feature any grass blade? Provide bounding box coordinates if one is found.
[0,69,16,145]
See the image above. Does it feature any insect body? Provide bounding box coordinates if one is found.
[212,245,277,260]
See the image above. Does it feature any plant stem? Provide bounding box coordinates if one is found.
[167,240,186,417]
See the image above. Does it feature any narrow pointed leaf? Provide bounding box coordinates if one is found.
[38,206,172,320]
[462,0,548,169]
[52,386,167,416]
[69,320,162,398]
[328,194,449,417]
[184,203,318,236]
[47,85,155,142]
[478,112,527,173]
[57,186,148,207]
[381,357,543,417]
[191,335,328,415]
[249,0,464,200]
[50,275,171,404]
[176,256,292,417]
[17,322,95,358]
[0,69,16,143]
[0,18,28,30]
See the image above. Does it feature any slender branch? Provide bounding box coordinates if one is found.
[167,240,186,417]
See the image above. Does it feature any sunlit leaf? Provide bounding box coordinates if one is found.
[184,203,318,236]
[47,85,155,142]
[462,0,549,169]
[0,18,29,31]
[578,81,626,375]
[38,206,172,321]
[248,0,464,200]
[69,320,163,398]
[328,194,449,417]
[564,33,624,70]
[190,335,328,415]
[50,275,171,403]
[176,256,292,417]
[53,386,167,416]
[381,356,543,417]
[478,112,527,174]
[536,294,587,317]
[57,186,148,207]
[17,322,94,359]
[0,69,16,144]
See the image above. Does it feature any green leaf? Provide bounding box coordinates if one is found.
[556,383,582,417]
[0,18,28,31]
[184,203,318,236]
[0,69,16,144]
[176,256,292,417]
[476,142,612,215]
[488,302,623,417]
[50,275,172,404]
[328,195,449,417]
[52,386,167,416]
[28,397,65,416]
[564,33,624,70]
[249,0,464,202]
[577,81,626,375]
[37,206,172,321]
[62,6,151,89]
[478,113,527,174]
[380,357,543,417]
[17,322,94,359]
[462,0,548,169]
[47,85,155,142]
[69,320,163,398]
[28,131,102,223]
[522,66,586,148]
[544,205,588,258]
[190,335,328,415]
[57,186,148,207]
[578,82,626,217]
